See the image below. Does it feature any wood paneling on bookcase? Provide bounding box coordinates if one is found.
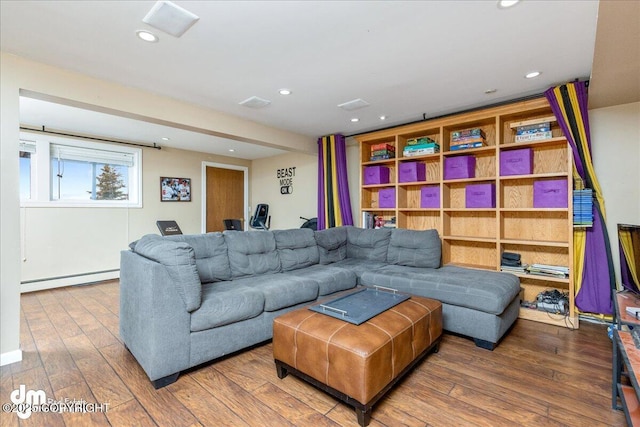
[356,97,577,328]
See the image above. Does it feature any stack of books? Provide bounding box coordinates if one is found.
[370,143,395,161]
[526,264,569,278]
[500,252,528,274]
[450,128,486,151]
[515,120,553,143]
[403,137,440,157]
[573,189,593,228]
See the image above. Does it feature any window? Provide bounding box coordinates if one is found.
[19,132,142,207]
[19,140,36,200]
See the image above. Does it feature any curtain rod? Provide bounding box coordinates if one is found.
[20,126,162,150]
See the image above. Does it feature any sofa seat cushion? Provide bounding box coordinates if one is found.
[360,265,520,315]
[233,274,319,312]
[167,233,231,283]
[191,282,265,332]
[224,231,280,278]
[274,228,319,271]
[331,258,389,284]
[282,265,357,296]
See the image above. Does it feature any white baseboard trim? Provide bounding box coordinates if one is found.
[1,349,22,366]
[21,270,120,293]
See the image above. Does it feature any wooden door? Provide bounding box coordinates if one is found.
[206,166,244,232]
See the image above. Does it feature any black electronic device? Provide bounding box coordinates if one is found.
[250,204,270,230]
[223,219,243,231]
[156,220,183,236]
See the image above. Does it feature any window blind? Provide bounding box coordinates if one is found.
[50,144,135,167]
[19,140,36,154]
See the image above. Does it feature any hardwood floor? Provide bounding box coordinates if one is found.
[1,280,625,426]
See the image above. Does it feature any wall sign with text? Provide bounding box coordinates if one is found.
[277,167,296,195]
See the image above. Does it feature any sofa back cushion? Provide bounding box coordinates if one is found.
[314,227,348,264]
[166,233,231,283]
[224,231,281,278]
[132,234,202,312]
[346,227,391,261]
[386,228,441,268]
[273,228,319,271]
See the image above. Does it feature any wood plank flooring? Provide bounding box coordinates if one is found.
[0,280,625,426]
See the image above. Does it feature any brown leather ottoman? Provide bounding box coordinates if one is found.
[273,295,442,426]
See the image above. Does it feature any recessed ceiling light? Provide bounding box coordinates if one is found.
[161,137,170,141]
[485,89,497,94]
[525,71,541,79]
[379,115,387,121]
[228,149,235,152]
[497,0,520,9]
[279,89,292,95]
[136,30,159,43]
[351,118,360,123]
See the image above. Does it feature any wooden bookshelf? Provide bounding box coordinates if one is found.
[355,97,577,328]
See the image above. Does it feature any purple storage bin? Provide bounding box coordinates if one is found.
[398,162,426,183]
[533,179,568,208]
[420,185,440,208]
[378,188,396,208]
[444,155,476,180]
[500,148,533,176]
[465,183,496,208]
[363,166,390,185]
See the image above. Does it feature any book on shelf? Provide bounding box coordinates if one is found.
[450,141,485,151]
[404,142,440,151]
[371,143,394,152]
[526,263,569,278]
[369,153,395,161]
[509,115,557,129]
[452,128,485,141]
[407,137,436,146]
[403,148,439,156]
[515,131,553,143]
[500,264,529,274]
[516,122,551,135]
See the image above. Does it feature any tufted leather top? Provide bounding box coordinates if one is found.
[273,295,442,405]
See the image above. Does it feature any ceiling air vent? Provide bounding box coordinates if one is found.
[239,96,272,109]
[337,98,370,111]
[143,1,200,38]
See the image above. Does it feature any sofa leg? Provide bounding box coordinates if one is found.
[473,338,496,351]
[152,373,179,389]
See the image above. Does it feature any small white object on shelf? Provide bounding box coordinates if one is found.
[626,306,640,318]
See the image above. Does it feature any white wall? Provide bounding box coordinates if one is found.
[590,101,640,285]
[0,52,313,363]
[250,151,318,230]
[20,145,250,290]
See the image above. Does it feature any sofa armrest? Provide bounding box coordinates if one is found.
[119,250,191,382]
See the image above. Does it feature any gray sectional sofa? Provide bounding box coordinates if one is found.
[120,226,520,388]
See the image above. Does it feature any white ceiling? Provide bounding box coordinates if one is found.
[0,1,606,159]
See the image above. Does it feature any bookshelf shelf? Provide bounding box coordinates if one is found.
[357,97,575,328]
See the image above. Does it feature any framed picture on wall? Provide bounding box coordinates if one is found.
[161,177,191,202]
